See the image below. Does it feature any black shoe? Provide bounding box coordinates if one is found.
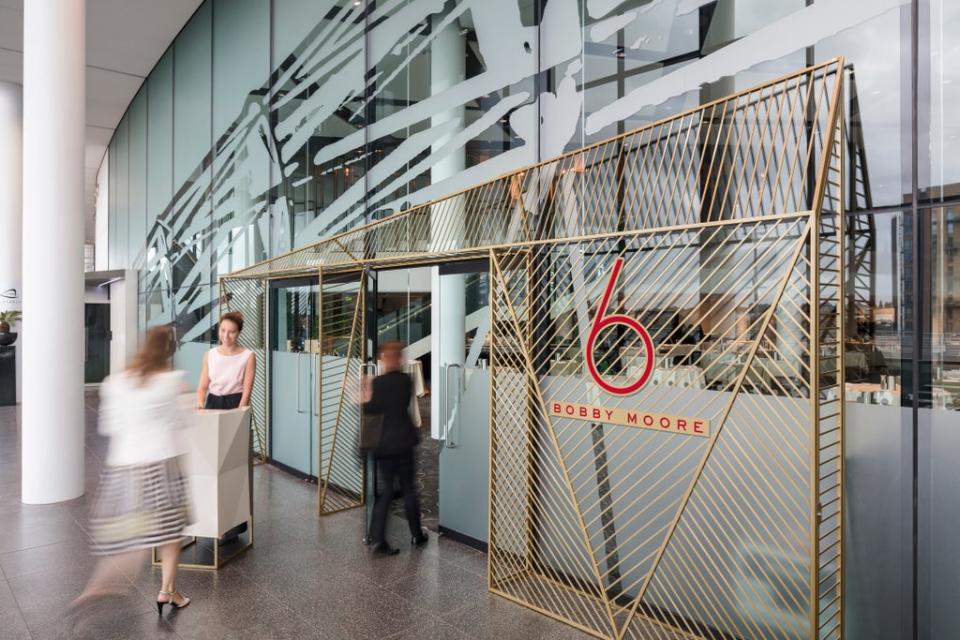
[372,542,399,556]
[157,590,191,615]
[411,530,429,547]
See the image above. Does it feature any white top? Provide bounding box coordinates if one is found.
[207,347,251,396]
[99,370,189,466]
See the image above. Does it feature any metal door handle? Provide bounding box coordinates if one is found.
[313,354,319,417]
[296,351,305,414]
[445,364,462,448]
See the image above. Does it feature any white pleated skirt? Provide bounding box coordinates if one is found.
[89,456,193,555]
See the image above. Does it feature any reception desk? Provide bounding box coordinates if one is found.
[153,407,253,570]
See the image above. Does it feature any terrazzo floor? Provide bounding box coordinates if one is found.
[0,390,592,640]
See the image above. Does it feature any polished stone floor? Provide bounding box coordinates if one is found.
[0,391,591,639]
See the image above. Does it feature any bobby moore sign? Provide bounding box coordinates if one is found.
[548,401,710,437]
[550,257,710,438]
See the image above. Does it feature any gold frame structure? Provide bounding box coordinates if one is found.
[223,59,845,639]
[150,522,254,572]
[315,267,367,515]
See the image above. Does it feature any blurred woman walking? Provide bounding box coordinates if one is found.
[74,325,194,615]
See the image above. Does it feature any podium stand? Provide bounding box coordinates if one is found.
[153,407,253,570]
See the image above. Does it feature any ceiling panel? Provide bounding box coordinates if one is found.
[0,0,203,242]
[86,66,145,129]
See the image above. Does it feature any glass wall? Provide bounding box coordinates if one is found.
[101,1,960,637]
[844,210,913,639]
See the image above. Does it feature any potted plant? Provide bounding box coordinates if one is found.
[0,310,21,346]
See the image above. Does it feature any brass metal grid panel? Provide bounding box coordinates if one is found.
[813,119,844,640]
[488,208,826,639]
[489,253,617,637]
[317,270,366,515]
[220,278,268,458]
[227,60,843,280]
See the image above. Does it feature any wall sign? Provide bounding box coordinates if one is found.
[585,257,654,395]
[549,401,710,437]
[544,257,710,439]
[0,286,20,314]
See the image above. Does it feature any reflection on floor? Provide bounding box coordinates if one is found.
[0,390,591,639]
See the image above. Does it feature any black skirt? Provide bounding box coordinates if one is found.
[205,392,242,410]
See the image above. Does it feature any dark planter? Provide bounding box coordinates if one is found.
[0,332,17,347]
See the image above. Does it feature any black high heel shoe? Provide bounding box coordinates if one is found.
[157,590,191,615]
[411,530,429,547]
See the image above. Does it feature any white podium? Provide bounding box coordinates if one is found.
[153,407,254,570]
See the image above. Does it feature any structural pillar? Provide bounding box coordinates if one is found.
[429,14,467,440]
[21,0,86,503]
[0,82,22,404]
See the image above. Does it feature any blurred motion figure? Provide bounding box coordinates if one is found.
[74,325,194,615]
[362,341,428,556]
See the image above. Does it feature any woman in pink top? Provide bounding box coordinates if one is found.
[196,311,257,410]
[195,311,257,542]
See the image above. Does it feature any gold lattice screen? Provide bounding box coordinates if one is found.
[317,269,366,515]
[485,73,845,639]
[224,59,846,640]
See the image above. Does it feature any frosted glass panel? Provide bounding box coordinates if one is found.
[143,287,172,328]
[147,50,173,232]
[173,1,212,289]
[270,0,365,254]
[844,402,911,639]
[174,340,210,389]
[271,0,333,66]
[128,88,148,268]
[174,284,215,352]
[113,116,129,268]
[212,0,270,280]
[213,0,269,138]
[108,136,117,269]
[145,49,174,303]
[173,3,212,187]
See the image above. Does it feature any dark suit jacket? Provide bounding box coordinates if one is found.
[363,370,418,457]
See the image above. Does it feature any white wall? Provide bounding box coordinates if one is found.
[108,270,138,374]
[84,284,108,303]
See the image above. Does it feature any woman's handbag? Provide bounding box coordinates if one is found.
[359,412,383,452]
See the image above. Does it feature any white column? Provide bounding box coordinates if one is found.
[429,16,467,440]
[21,0,86,504]
[0,82,22,404]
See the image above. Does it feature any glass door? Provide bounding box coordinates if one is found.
[435,262,491,545]
[84,303,111,383]
[365,267,433,532]
[358,261,490,543]
[270,278,319,477]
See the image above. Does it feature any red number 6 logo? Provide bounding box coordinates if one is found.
[585,257,654,395]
